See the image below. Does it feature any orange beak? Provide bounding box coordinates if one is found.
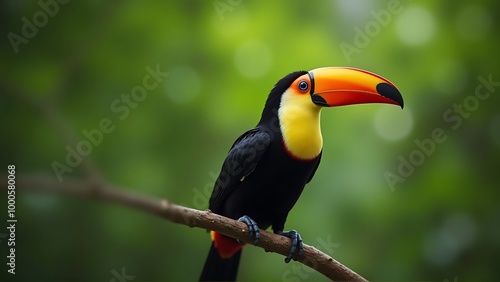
[308,67,404,109]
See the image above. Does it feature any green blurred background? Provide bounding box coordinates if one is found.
[1,0,499,281]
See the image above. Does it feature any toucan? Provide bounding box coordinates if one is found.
[199,67,404,281]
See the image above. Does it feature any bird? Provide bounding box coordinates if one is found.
[199,67,404,281]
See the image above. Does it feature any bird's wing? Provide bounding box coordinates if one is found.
[307,151,322,183]
[209,127,271,213]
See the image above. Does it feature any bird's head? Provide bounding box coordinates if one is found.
[260,67,404,124]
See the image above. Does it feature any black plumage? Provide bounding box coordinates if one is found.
[200,71,321,281]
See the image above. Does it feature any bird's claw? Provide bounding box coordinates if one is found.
[279,230,303,263]
[237,215,260,245]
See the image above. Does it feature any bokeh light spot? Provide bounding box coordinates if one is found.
[374,107,413,141]
[396,7,435,46]
[234,40,273,79]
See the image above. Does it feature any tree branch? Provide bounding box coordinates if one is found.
[3,175,368,281]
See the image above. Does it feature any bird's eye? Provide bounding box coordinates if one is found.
[298,80,309,92]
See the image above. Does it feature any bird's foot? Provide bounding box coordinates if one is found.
[237,215,260,245]
[278,230,303,263]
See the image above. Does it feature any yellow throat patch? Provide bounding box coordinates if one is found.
[278,89,323,160]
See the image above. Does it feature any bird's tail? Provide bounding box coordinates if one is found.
[199,242,242,281]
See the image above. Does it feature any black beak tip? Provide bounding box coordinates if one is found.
[376,83,404,109]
